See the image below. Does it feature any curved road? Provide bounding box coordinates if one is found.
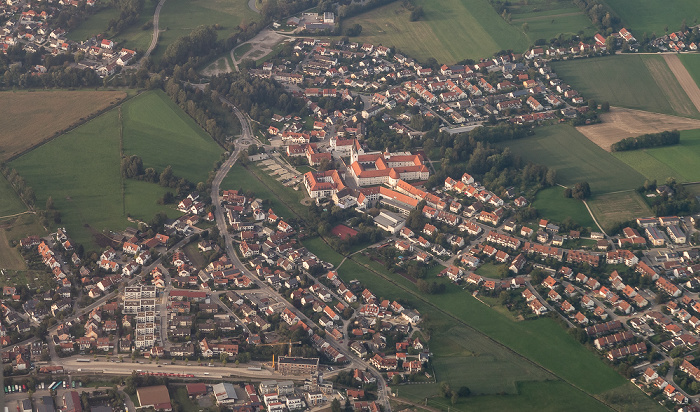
[141,0,167,62]
[212,98,392,412]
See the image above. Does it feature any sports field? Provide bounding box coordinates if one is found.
[552,55,700,118]
[503,124,645,194]
[532,186,596,229]
[151,0,259,60]
[603,0,700,36]
[0,90,127,161]
[587,191,652,232]
[612,128,700,183]
[341,0,530,64]
[122,90,223,184]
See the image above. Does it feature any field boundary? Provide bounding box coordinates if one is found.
[6,90,136,163]
[663,53,700,113]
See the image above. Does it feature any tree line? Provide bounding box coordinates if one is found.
[611,130,680,152]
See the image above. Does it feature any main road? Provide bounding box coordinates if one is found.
[212,99,392,412]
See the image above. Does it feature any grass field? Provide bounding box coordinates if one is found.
[0,177,26,218]
[341,0,530,64]
[0,90,127,161]
[474,262,509,279]
[503,124,645,194]
[302,237,343,267]
[508,0,596,43]
[10,91,221,250]
[552,55,700,118]
[66,6,121,42]
[532,186,596,229]
[0,214,47,271]
[0,230,26,270]
[602,0,700,36]
[122,90,223,184]
[587,191,653,232]
[680,54,700,88]
[151,0,259,60]
[612,129,700,183]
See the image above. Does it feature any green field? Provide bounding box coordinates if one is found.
[122,90,223,184]
[151,0,259,60]
[302,237,344,267]
[341,0,531,64]
[587,191,653,231]
[474,262,509,279]
[0,176,26,218]
[680,54,700,88]
[612,129,700,183]
[532,186,596,229]
[552,55,700,118]
[508,0,596,43]
[602,0,700,36]
[66,7,121,42]
[10,91,221,250]
[504,124,645,194]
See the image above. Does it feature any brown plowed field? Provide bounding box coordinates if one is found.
[0,90,126,160]
[576,107,700,151]
[664,53,700,113]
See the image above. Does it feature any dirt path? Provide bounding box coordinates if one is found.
[663,54,700,113]
[576,106,700,151]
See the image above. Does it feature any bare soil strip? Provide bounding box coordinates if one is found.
[664,53,700,113]
[576,107,700,151]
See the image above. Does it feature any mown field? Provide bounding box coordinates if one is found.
[587,191,653,231]
[66,6,121,42]
[508,0,596,43]
[532,186,596,229]
[341,0,530,64]
[503,124,645,194]
[612,129,700,183]
[0,90,127,161]
[0,177,26,218]
[122,90,223,184]
[552,55,699,118]
[302,236,343,267]
[10,91,221,250]
[602,0,700,36]
[151,0,259,60]
[680,53,700,91]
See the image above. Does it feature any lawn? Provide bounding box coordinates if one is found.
[233,43,252,60]
[552,55,699,118]
[0,90,127,161]
[508,0,596,44]
[221,163,298,221]
[532,186,596,229]
[0,214,47,271]
[10,91,220,250]
[113,9,155,52]
[151,0,259,60]
[587,191,653,232]
[602,0,700,36]
[0,176,26,217]
[122,90,223,184]
[0,229,26,270]
[302,237,344,267]
[612,129,700,183]
[474,262,509,279]
[503,124,645,194]
[341,0,531,64]
[66,6,121,41]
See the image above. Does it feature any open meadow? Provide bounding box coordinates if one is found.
[503,124,645,194]
[507,0,596,43]
[587,191,652,231]
[0,90,127,161]
[9,91,224,250]
[66,6,121,42]
[532,186,596,229]
[552,55,699,118]
[602,0,700,36]
[122,90,223,184]
[0,176,26,218]
[612,128,700,183]
[151,0,259,60]
[341,0,530,64]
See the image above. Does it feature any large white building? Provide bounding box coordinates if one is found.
[303,170,346,199]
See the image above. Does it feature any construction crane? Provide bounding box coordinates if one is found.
[257,340,302,368]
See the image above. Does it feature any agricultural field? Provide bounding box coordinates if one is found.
[0,90,127,161]
[603,0,700,36]
[532,186,596,229]
[151,0,259,60]
[587,191,652,232]
[552,55,700,118]
[503,124,645,194]
[122,90,223,184]
[612,129,700,183]
[507,0,596,43]
[10,91,221,250]
[680,54,700,88]
[341,0,530,64]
